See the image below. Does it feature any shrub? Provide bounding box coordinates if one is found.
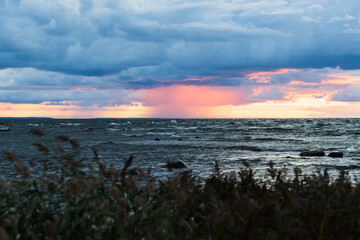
[1,129,360,239]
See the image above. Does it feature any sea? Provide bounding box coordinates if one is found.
[1,118,360,181]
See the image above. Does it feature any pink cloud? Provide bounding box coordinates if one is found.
[183,76,213,81]
[70,87,98,91]
[142,85,252,107]
[245,68,302,78]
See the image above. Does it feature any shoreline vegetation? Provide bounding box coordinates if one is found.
[1,130,360,239]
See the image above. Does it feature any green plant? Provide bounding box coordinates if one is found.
[1,129,360,239]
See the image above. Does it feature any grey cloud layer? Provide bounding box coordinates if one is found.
[0,88,141,106]
[1,0,360,78]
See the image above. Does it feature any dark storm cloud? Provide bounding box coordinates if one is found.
[1,0,360,105]
[1,0,360,78]
[0,88,138,105]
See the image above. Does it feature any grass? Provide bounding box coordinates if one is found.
[1,129,360,239]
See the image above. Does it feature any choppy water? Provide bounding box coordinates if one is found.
[1,118,360,180]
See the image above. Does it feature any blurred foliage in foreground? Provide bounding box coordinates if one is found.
[1,129,360,240]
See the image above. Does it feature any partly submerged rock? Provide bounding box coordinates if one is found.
[300,150,325,157]
[348,165,360,170]
[163,160,188,169]
[328,152,344,158]
[250,146,262,152]
[337,165,360,170]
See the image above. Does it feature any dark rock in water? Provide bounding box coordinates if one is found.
[163,160,188,169]
[326,147,338,151]
[195,136,201,139]
[178,138,183,141]
[300,150,325,157]
[348,165,360,170]
[154,138,160,141]
[129,135,137,137]
[328,152,343,158]
[251,146,262,152]
[243,146,262,152]
[229,121,234,125]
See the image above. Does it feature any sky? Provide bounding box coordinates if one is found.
[1,0,360,118]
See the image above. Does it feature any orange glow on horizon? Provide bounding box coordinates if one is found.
[1,96,360,119]
[2,68,360,118]
[205,98,360,118]
[0,102,153,118]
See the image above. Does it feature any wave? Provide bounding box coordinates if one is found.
[107,128,119,131]
[146,132,176,136]
[27,123,39,127]
[175,126,198,130]
[109,122,121,126]
[252,137,306,143]
[345,147,360,153]
[60,123,81,126]
[225,145,306,152]
[262,147,306,152]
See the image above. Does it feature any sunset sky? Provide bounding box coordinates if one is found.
[1,0,360,118]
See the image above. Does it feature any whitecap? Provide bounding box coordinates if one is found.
[346,147,360,153]
[27,123,39,127]
[60,123,73,126]
[107,128,119,131]
[176,126,197,130]
[147,132,175,136]
[0,126,10,131]
[60,123,81,126]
